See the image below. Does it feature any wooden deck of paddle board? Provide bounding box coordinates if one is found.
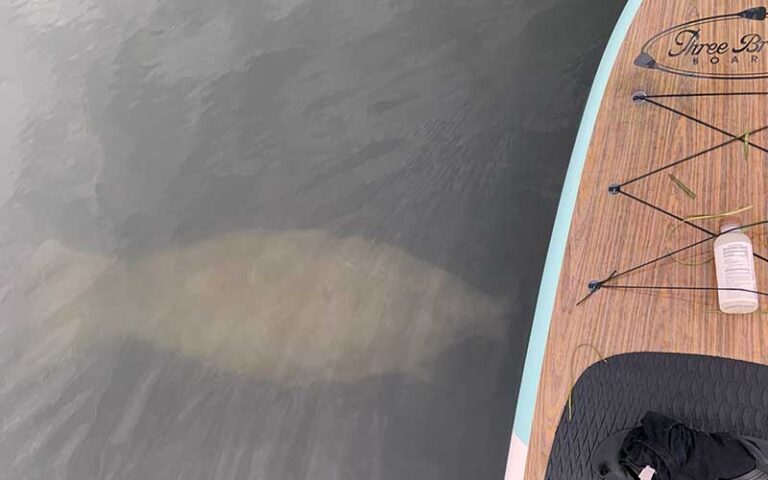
[525,1,768,477]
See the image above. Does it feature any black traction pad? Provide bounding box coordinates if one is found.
[545,352,768,479]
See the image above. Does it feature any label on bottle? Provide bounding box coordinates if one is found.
[715,240,757,303]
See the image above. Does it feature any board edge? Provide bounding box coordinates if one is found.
[504,1,644,478]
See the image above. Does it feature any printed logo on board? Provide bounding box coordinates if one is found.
[635,6,768,79]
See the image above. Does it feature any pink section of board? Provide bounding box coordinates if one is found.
[504,433,527,480]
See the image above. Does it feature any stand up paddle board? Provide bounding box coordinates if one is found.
[508,1,768,478]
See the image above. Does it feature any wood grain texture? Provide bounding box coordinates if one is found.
[525,1,768,477]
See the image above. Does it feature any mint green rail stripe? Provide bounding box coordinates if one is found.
[510,0,643,445]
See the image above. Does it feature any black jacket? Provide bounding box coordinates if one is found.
[593,412,768,480]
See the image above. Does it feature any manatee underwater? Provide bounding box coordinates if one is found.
[11,230,507,385]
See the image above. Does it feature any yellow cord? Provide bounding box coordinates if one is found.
[567,343,608,422]
[663,205,753,266]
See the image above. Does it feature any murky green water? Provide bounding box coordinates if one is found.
[0,0,623,478]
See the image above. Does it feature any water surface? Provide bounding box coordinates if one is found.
[0,0,624,478]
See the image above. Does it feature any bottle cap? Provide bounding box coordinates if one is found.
[720,216,742,233]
